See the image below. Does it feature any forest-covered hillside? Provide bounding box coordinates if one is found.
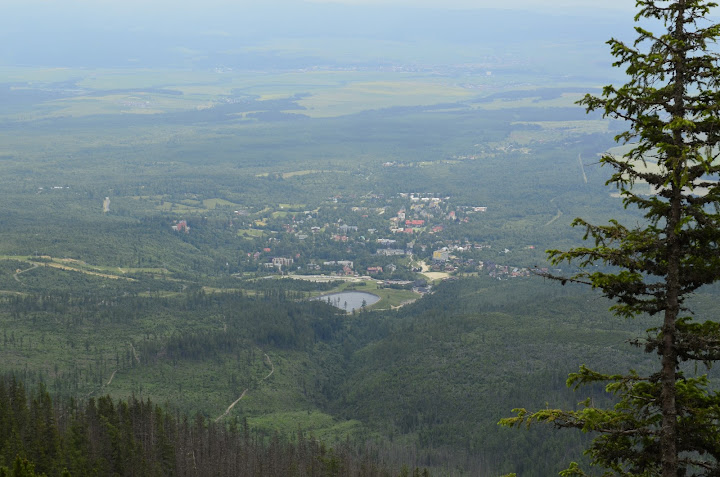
[5,271,703,475]
[0,374,425,477]
[0,54,693,475]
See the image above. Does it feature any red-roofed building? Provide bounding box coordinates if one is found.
[172,220,189,232]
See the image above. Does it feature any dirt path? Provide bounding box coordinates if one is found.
[214,390,248,422]
[106,369,118,386]
[215,353,274,422]
[82,369,119,399]
[544,196,563,227]
[544,208,563,226]
[262,353,274,379]
[13,262,39,283]
[129,343,140,364]
[391,299,418,310]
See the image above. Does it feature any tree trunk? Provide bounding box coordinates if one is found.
[661,4,688,474]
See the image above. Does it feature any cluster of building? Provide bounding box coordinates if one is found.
[263,256,295,271]
[428,244,536,280]
[228,191,542,283]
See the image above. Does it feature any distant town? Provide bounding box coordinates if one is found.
[170,190,541,288]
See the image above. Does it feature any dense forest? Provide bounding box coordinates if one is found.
[0,374,429,477]
[5,271,705,475]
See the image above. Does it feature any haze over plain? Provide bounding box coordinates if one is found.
[2,0,634,72]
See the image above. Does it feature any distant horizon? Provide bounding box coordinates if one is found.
[0,0,635,70]
[305,0,634,11]
[3,0,634,13]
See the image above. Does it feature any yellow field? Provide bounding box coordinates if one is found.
[512,119,609,134]
[150,197,241,213]
[75,69,219,90]
[44,262,135,280]
[473,92,586,111]
[237,229,265,239]
[31,93,202,119]
[298,80,474,118]
[156,202,201,213]
[203,198,239,209]
[0,256,138,281]
[6,67,478,120]
[3,66,610,127]
[281,170,327,179]
[509,119,610,143]
[605,144,719,197]
[606,144,666,175]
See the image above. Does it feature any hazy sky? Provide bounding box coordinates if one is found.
[0,0,638,69]
[305,0,633,10]
[4,0,633,12]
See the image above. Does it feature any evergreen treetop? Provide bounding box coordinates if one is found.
[502,1,720,475]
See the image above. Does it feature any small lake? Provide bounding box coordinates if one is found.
[312,291,381,312]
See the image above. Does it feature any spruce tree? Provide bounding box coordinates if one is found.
[501,1,720,475]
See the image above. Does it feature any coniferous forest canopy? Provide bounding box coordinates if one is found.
[2,1,720,475]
